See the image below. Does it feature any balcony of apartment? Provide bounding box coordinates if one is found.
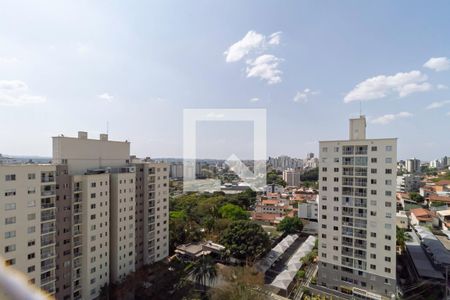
[342,146,354,156]
[41,198,55,209]
[41,223,56,234]
[354,179,367,187]
[341,248,353,257]
[342,208,353,217]
[354,211,367,218]
[73,226,82,236]
[354,241,367,250]
[73,215,82,225]
[354,157,368,166]
[354,220,367,229]
[41,248,56,260]
[342,187,353,196]
[355,146,368,155]
[73,281,82,291]
[73,258,81,268]
[342,158,354,166]
[342,217,353,227]
[149,168,156,175]
[354,251,366,259]
[41,234,56,247]
[354,168,367,177]
[41,210,56,222]
[342,260,353,268]
[73,270,82,280]
[73,194,82,203]
[148,184,155,192]
[41,172,55,183]
[342,167,354,176]
[354,230,367,239]
[342,178,354,187]
[73,204,82,214]
[73,183,82,193]
[40,275,56,285]
[354,188,367,197]
[73,237,82,247]
[73,249,82,258]
[148,200,155,208]
[41,259,55,272]
[342,237,353,246]
[41,282,55,295]
[354,199,367,208]
[354,261,367,271]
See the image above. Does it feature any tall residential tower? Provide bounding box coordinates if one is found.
[317,116,397,299]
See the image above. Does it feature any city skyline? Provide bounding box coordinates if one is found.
[1,1,450,160]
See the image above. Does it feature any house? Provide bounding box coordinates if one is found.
[410,208,436,226]
[396,211,409,229]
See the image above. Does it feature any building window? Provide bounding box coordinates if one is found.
[385,169,392,174]
[28,173,36,180]
[5,217,16,225]
[385,158,392,163]
[27,266,35,273]
[5,231,16,239]
[5,245,16,253]
[5,174,16,181]
[385,146,392,152]
[371,146,377,151]
[5,203,16,211]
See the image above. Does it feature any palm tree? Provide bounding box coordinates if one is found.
[396,227,410,254]
[185,255,217,297]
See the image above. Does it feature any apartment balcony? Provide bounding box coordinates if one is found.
[355,212,367,218]
[354,252,366,259]
[73,196,82,203]
[341,249,353,257]
[41,282,55,294]
[41,260,55,272]
[74,186,82,193]
[354,201,367,208]
[73,259,81,268]
[41,235,55,247]
[354,232,367,239]
[41,176,55,183]
[73,228,81,236]
[41,250,56,260]
[354,221,367,229]
[40,276,55,285]
[73,238,82,247]
[73,251,82,258]
[354,243,367,250]
[73,282,81,291]
[41,190,56,197]
[342,239,353,246]
[41,225,56,234]
[342,221,353,227]
[342,260,353,267]
[73,272,81,280]
[342,210,353,217]
[41,211,56,222]
[354,192,367,197]
[41,202,55,209]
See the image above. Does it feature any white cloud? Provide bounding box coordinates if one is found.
[224,30,282,63]
[447,112,450,116]
[437,84,448,90]
[224,31,266,63]
[293,88,319,104]
[370,112,413,125]
[424,57,450,72]
[0,80,46,106]
[249,97,260,102]
[344,70,431,103]
[426,100,450,110]
[245,54,282,85]
[98,93,114,102]
[0,57,19,64]
[268,32,282,45]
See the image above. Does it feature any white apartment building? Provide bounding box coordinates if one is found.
[282,168,301,187]
[0,164,57,297]
[396,174,421,193]
[51,132,169,300]
[405,158,420,174]
[298,197,318,220]
[318,116,397,299]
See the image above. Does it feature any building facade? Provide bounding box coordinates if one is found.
[282,168,301,187]
[0,164,57,296]
[317,116,397,299]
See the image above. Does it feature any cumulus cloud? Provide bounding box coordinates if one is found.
[0,80,46,106]
[437,84,448,90]
[245,54,282,85]
[344,70,431,103]
[293,88,319,104]
[224,30,283,84]
[426,100,450,110]
[370,112,413,125]
[249,97,260,102]
[98,93,114,102]
[424,57,450,72]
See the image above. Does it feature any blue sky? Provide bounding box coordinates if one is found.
[0,0,449,160]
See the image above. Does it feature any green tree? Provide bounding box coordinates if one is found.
[396,227,411,254]
[219,203,249,220]
[409,192,424,203]
[219,221,270,262]
[185,255,217,297]
[300,167,319,181]
[277,216,303,234]
[267,171,287,187]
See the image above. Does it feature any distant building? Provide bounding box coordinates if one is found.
[396,174,421,192]
[282,168,301,187]
[396,211,409,229]
[410,208,435,226]
[406,158,421,173]
[298,197,318,220]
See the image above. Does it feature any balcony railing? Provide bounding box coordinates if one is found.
[41,226,56,234]
[40,276,55,285]
[354,243,367,250]
[41,190,56,197]
[354,253,366,259]
[341,250,353,256]
[41,213,55,222]
[342,260,353,267]
[41,261,55,272]
[41,251,55,259]
[41,177,55,183]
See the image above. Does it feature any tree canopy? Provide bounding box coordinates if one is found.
[266,171,287,187]
[300,167,318,182]
[219,220,270,261]
[277,216,303,234]
[219,203,249,220]
[409,192,424,203]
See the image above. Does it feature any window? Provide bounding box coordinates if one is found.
[322,147,328,152]
[371,190,377,195]
[385,191,392,196]
[385,169,392,174]
[385,202,392,207]
[385,235,391,240]
[90,193,96,199]
[5,217,16,225]
[370,253,376,259]
[371,146,377,151]
[28,253,35,260]
[27,200,36,207]
[5,231,16,239]
[5,245,16,253]
[371,168,377,174]
[28,266,35,273]
[385,180,392,185]
[27,226,36,233]
[385,257,391,262]
[384,267,391,273]
[322,177,327,181]
[371,158,377,163]
[5,259,15,266]
[28,240,35,246]
[385,158,392,163]
[5,174,16,181]
[28,173,36,180]
[5,203,16,211]
[370,179,377,184]
[91,182,96,188]
[322,167,327,172]
[27,213,36,221]
[4,189,16,197]
[385,146,392,151]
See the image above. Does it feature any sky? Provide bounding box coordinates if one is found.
[0,0,449,161]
